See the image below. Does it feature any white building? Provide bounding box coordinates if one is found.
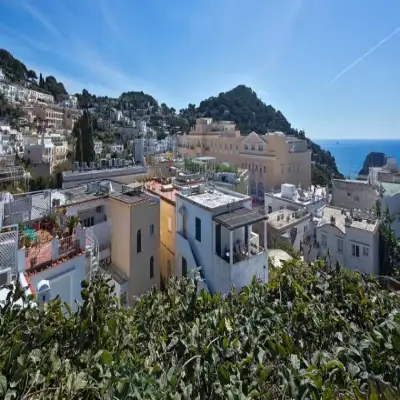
[267,208,310,252]
[175,185,268,294]
[23,134,68,174]
[265,183,328,214]
[0,83,54,104]
[331,179,379,211]
[137,120,147,134]
[0,69,5,81]
[107,144,124,154]
[94,141,103,155]
[303,206,380,276]
[0,219,98,311]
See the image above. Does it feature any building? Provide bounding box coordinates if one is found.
[331,179,379,211]
[145,180,178,286]
[107,183,160,305]
[266,208,310,252]
[303,206,380,275]
[61,165,147,189]
[175,185,268,294]
[23,134,68,175]
[265,183,329,214]
[177,118,311,197]
[94,141,103,155]
[107,144,124,154]
[0,83,54,104]
[30,104,80,131]
[0,197,99,311]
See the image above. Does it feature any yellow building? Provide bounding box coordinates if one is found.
[145,180,177,287]
[107,183,160,305]
[177,118,311,196]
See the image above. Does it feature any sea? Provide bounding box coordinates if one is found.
[314,139,400,179]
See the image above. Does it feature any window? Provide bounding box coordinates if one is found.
[304,225,309,233]
[167,217,172,232]
[150,224,154,235]
[195,217,201,242]
[264,166,266,173]
[137,229,142,253]
[321,233,327,247]
[363,246,369,257]
[182,256,187,277]
[230,143,232,150]
[251,144,255,150]
[268,205,272,213]
[150,256,154,278]
[337,238,344,253]
[83,217,94,227]
[352,244,360,257]
[258,144,263,151]
[244,144,248,150]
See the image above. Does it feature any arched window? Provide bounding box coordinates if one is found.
[137,229,142,253]
[167,260,172,278]
[150,256,154,278]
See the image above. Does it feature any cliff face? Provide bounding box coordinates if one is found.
[358,152,387,176]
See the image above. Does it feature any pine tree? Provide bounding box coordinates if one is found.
[73,123,83,164]
[39,73,44,88]
[73,110,95,164]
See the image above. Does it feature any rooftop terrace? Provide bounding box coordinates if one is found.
[314,206,379,233]
[178,187,249,210]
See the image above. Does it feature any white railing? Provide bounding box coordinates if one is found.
[85,228,99,280]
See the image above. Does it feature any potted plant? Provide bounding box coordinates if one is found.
[24,236,32,249]
[66,216,80,235]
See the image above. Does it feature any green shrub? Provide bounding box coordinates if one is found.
[1,260,400,399]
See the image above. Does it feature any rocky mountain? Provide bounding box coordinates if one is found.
[358,152,387,177]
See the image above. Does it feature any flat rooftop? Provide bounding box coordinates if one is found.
[145,180,179,203]
[268,209,309,230]
[109,188,157,206]
[381,182,400,196]
[178,188,249,209]
[213,207,266,230]
[267,185,327,205]
[62,165,147,179]
[315,206,379,233]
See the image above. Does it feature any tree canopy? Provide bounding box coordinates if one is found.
[1,259,399,399]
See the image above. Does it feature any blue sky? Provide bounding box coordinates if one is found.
[1,0,400,139]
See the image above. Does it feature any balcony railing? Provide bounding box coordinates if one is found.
[216,244,265,265]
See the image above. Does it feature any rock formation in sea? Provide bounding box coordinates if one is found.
[358,152,387,177]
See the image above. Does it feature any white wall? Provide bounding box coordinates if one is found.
[381,193,400,238]
[304,222,379,275]
[175,196,268,293]
[29,253,86,311]
[332,182,378,211]
[175,198,213,283]
[265,194,326,215]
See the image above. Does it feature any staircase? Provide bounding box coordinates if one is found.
[85,228,99,280]
[185,236,209,293]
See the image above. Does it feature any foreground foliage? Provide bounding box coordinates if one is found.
[1,261,400,399]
